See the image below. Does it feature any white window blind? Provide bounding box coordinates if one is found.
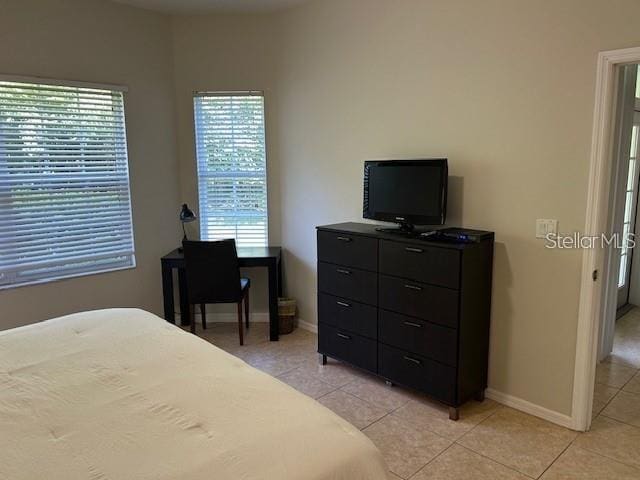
[194,93,268,247]
[0,80,135,288]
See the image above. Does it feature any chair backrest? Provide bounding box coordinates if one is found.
[182,239,242,304]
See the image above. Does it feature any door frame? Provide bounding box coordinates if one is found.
[573,46,640,431]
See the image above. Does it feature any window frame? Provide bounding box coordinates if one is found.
[0,75,136,290]
[192,90,269,248]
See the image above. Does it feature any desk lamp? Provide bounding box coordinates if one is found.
[179,204,197,251]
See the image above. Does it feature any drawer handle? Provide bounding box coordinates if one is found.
[405,247,423,253]
[404,284,423,291]
[336,301,351,308]
[337,333,351,340]
[336,268,352,275]
[403,321,422,328]
[336,236,352,242]
[404,355,422,365]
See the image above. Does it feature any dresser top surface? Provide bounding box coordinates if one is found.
[317,222,493,250]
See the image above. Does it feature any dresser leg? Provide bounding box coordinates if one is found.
[449,407,459,421]
[475,389,485,402]
[385,380,394,387]
[319,354,327,365]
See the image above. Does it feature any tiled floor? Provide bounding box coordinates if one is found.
[594,309,640,426]
[193,320,640,479]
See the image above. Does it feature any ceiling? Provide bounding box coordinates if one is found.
[111,0,310,14]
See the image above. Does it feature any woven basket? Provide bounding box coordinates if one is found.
[278,297,297,335]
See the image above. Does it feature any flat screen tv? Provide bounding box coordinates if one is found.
[363,159,447,231]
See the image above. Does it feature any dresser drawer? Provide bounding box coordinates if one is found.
[379,240,460,289]
[318,262,377,305]
[318,293,377,339]
[379,344,456,405]
[318,324,377,372]
[379,310,457,366]
[318,230,378,271]
[379,274,458,328]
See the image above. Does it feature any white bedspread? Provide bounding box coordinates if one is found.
[0,308,389,480]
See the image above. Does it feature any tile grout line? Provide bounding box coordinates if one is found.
[452,414,541,480]
[313,373,361,400]
[377,412,452,480]
[360,398,458,478]
[356,388,416,431]
[568,443,640,473]
[592,382,621,418]
[453,402,502,444]
[598,409,640,429]
[451,443,538,480]
[360,411,393,433]
[313,384,342,401]
[452,407,578,479]
[535,437,575,480]
[406,442,458,480]
[594,387,621,419]
[618,369,640,390]
[404,405,525,479]
[276,366,345,399]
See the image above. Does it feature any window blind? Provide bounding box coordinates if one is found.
[194,93,268,247]
[0,80,135,288]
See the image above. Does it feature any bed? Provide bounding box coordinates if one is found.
[0,308,389,480]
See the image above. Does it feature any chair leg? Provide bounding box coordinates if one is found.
[200,304,206,330]
[189,305,196,334]
[244,289,250,329]
[237,301,244,346]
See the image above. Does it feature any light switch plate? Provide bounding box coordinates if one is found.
[536,219,558,239]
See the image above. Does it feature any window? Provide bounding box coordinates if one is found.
[194,92,268,247]
[0,78,135,289]
[618,122,638,288]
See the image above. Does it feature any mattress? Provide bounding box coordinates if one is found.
[0,308,389,480]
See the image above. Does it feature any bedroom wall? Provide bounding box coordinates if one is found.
[172,0,640,417]
[0,0,181,329]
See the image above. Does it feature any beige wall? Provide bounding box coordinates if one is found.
[172,0,640,416]
[0,0,180,329]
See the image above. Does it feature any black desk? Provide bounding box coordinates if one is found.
[161,246,283,341]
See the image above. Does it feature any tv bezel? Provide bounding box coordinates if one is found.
[363,158,448,228]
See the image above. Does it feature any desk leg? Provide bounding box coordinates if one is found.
[268,260,279,341]
[161,262,175,324]
[178,268,191,328]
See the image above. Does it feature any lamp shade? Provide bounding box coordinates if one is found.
[180,204,196,223]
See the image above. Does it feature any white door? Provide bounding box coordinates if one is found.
[617,112,640,307]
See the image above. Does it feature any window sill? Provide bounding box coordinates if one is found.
[0,261,137,291]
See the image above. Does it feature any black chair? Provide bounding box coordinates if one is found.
[182,239,250,345]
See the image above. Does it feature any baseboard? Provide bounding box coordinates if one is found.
[176,312,270,323]
[485,388,574,429]
[297,319,318,333]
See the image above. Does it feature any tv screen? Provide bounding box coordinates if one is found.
[363,159,447,227]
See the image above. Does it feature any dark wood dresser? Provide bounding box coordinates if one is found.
[316,222,494,420]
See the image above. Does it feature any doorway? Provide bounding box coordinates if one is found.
[590,62,640,423]
[573,47,640,432]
